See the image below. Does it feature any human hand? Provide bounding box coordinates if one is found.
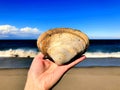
[24,53,86,90]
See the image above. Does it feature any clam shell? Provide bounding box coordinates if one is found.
[37,28,89,65]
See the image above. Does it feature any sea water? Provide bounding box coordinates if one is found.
[0,40,38,57]
[0,39,120,58]
[0,39,120,68]
[86,39,120,58]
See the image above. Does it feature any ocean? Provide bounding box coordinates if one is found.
[0,39,120,68]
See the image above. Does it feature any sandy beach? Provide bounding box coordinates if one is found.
[0,67,120,90]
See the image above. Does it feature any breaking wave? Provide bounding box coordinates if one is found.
[0,49,38,57]
[0,49,120,58]
[85,52,120,58]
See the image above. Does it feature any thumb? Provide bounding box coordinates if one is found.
[65,55,86,69]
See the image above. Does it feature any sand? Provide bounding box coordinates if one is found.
[53,67,120,90]
[0,67,120,90]
[0,69,27,90]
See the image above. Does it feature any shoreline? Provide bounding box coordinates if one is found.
[0,57,120,68]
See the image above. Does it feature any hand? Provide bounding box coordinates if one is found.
[24,53,86,90]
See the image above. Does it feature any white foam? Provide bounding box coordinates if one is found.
[85,52,120,58]
[0,49,120,58]
[0,49,37,57]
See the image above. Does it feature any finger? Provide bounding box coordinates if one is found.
[31,52,44,67]
[29,52,45,72]
[34,52,44,60]
[65,55,86,69]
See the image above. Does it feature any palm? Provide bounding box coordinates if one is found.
[28,53,85,90]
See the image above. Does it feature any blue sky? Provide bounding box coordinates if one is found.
[0,0,120,39]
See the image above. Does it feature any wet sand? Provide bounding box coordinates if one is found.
[0,67,120,90]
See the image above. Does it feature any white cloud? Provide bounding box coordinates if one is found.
[0,25,41,39]
[0,25,18,34]
[20,27,40,34]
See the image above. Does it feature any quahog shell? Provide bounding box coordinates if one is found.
[37,28,89,65]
